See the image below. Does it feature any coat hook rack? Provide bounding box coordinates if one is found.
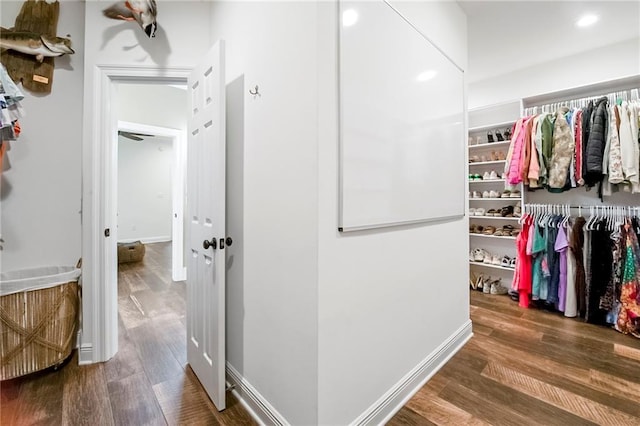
[249,85,261,98]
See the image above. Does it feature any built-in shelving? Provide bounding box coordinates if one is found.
[469,160,505,166]
[468,140,511,150]
[468,109,519,282]
[468,261,515,271]
[469,197,520,201]
[470,233,517,240]
[468,121,516,132]
[469,179,505,184]
[470,215,520,221]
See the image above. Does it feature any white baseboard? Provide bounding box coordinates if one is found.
[352,320,473,426]
[226,363,289,425]
[78,342,94,365]
[118,236,171,244]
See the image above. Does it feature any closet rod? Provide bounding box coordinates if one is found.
[523,87,640,116]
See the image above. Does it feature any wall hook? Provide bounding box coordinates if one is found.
[249,85,261,98]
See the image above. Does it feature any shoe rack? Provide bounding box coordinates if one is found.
[467,106,523,289]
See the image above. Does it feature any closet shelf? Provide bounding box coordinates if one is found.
[469,160,505,166]
[468,140,511,150]
[470,233,517,240]
[469,197,520,201]
[470,215,520,221]
[469,261,516,271]
[468,121,516,132]
[469,179,506,184]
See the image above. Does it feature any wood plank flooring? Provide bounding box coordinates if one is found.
[0,242,255,426]
[3,245,640,425]
[389,290,640,426]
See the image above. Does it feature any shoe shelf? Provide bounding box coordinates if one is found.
[468,120,516,132]
[468,160,505,166]
[470,197,518,201]
[469,179,506,184]
[469,260,516,271]
[468,140,511,150]
[470,233,517,240]
[471,215,520,221]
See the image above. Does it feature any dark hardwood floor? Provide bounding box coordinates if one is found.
[0,242,255,426]
[3,245,640,425]
[389,290,640,426]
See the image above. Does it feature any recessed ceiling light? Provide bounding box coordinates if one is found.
[342,9,358,27]
[416,70,437,82]
[576,14,599,28]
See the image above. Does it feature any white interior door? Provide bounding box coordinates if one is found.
[186,40,226,411]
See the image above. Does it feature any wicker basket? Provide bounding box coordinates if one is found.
[1,267,80,380]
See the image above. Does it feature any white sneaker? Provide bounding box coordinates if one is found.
[489,170,498,180]
[483,171,491,180]
[491,255,501,265]
[491,280,509,295]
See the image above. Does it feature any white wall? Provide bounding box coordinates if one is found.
[469,37,640,109]
[317,1,469,424]
[117,84,187,131]
[1,0,85,271]
[210,2,320,424]
[117,135,173,242]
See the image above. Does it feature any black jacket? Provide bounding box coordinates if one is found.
[584,97,608,187]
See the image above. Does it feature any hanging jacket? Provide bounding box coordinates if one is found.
[548,107,574,191]
[584,97,608,187]
[507,117,530,185]
[581,101,594,180]
[608,105,624,184]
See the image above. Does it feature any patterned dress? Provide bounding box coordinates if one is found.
[614,222,640,338]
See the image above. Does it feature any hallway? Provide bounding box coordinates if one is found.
[3,244,640,424]
[0,242,254,425]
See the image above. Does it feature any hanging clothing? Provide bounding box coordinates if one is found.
[548,108,574,191]
[512,215,532,308]
[584,97,609,187]
[570,217,587,317]
[565,224,578,318]
[614,222,640,337]
[555,224,569,312]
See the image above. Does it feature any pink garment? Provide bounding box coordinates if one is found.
[528,115,541,182]
[512,214,533,308]
[507,117,532,185]
[555,225,569,312]
[526,217,535,255]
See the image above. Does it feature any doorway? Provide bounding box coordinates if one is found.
[117,119,187,282]
[80,67,192,364]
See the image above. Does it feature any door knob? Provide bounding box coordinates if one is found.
[203,238,217,250]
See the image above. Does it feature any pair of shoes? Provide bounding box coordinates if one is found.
[487,129,505,143]
[500,205,514,217]
[469,224,485,234]
[483,170,498,180]
[500,190,519,198]
[486,208,500,217]
[503,127,512,141]
[469,173,483,181]
[482,190,500,198]
[471,248,486,262]
[490,279,509,295]
[483,276,494,293]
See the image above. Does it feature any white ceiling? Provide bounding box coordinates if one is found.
[458,1,640,83]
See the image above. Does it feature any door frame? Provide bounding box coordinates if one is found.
[81,65,190,364]
[117,120,187,282]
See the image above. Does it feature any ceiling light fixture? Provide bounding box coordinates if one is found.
[576,14,599,28]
